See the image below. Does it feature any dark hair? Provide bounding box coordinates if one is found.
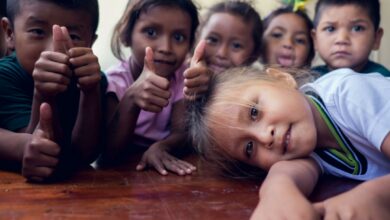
[262,6,315,67]
[6,0,99,33]
[314,0,380,30]
[0,0,6,17]
[200,1,263,64]
[111,0,199,60]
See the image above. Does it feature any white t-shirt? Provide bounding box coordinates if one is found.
[301,68,390,180]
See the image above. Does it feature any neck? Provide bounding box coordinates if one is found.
[307,97,340,150]
[128,56,143,80]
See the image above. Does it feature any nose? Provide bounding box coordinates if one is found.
[156,35,172,55]
[215,43,228,59]
[251,124,275,149]
[282,37,293,50]
[335,29,350,45]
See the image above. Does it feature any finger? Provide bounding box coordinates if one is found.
[136,163,146,171]
[162,159,186,176]
[144,47,156,73]
[166,158,196,175]
[191,40,206,67]
[52,25,67,53]
[30,137,61,157]
[60,26,74,51]
[24,166,55,180]
[151,160,168,175]
[38,103,54,140]
[313,202,325,218]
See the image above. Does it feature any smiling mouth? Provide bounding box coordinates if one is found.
[282,125,292,154]
[154,59,175,66]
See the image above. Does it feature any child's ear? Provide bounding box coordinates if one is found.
[311,29,318,51]
[372,27,383,51]
[266,68,298,89]
[1,17,14,51]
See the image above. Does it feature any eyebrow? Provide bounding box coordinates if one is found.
[25,16,86,32]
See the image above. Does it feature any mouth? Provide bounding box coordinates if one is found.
[282,125,292,154]
[154,59,176,66]
[208,63,229,74]
[332,51,351,57]
[277,55,294,67]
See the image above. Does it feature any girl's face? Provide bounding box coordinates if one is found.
[263,13,311,68]
[208,80,317,170]
[200,13,255,74]
[130,5,192,78]
[312,5,382,72]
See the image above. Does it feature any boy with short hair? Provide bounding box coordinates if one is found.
[0,0,107,182]
[311,0,390,76]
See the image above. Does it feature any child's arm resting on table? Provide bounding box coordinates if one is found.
[251,159,321,220]
[136,100,196,176]
[313,133,390,220]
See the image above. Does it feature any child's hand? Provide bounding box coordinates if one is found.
[136,143,196,176]
[183,40,212,100]
[314,182,390,220]
[251,189,319,220]
[32,25,73,99]
[129,47,171,112]
[22,103,60,182]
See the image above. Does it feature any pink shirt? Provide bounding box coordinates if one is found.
[106,59,186,146]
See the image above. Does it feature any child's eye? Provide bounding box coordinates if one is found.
[250,105,258,121]
[323,26,335,33]
[28,28,45,37]
[270,32,283,39]
[173,33,186,43]
[69,34,82,42]
[352,25,365,32]
[206,36,218,45]
[144,28,157,38]
[295,37,307,45]
[245,141,254,159]
[231,42,243,50]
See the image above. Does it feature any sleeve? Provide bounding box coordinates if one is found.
[334,73,390,150]
[105,65,133,101]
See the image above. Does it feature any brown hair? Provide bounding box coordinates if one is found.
[187,66,316,178]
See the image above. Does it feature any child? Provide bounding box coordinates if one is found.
[183,1,262,100]
[0,0,107,182]
[102,0,199,176]
[261,5,314,68]
[312,0,390,76]
[188,67,390,219]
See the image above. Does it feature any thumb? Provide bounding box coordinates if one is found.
[143,47,156,73]
[313,202,325,217]
[190,40,206,67]
[60,26,74,52]
[38,102,54,140]
[52,24,67,53]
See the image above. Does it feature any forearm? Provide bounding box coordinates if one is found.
[0,129,30,164]
[24,92,44,133]
[105,92,141,160]
[359,174,390,205]
[156,131,187,152]
[72,88,102,163]
[261,159,320,198]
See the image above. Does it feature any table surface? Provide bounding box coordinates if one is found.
[0,152,361,220]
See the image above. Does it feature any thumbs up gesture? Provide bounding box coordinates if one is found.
[22,103,61,182]
[128,47,171,112]
[32,25,73,100]
[183,40,213,100]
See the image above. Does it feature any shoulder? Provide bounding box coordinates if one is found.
[363,60,390,77]
[0,54,32,87]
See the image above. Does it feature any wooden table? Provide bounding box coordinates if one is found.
[0,152,361,219]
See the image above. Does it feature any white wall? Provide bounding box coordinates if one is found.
[93,0,390,71]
